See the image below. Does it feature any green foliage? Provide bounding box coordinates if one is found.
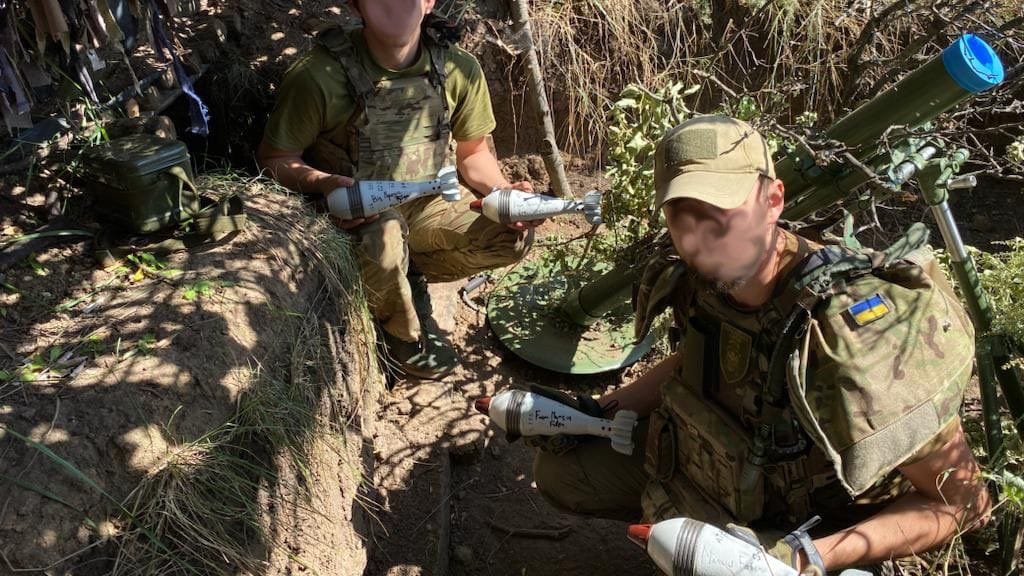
[27,255,47,276]
[182,279,236,302]
[83,332,106,357]
[987,469,1024,513]
[796,111,818,128]
[604,82,698,245]
[970,239,1024,354]
[137,333,156,356]
[182,280,213,301]
[16,354,46,382]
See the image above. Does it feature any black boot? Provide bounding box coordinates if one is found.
[380,271,458,380]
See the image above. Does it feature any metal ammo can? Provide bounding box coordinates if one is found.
[83,134,199,233]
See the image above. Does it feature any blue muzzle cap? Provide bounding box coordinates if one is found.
[942,34,1005,93]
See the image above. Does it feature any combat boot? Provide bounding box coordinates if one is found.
[380,272,459,380]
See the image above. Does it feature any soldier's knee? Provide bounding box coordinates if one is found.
[534,447,617,517]
[532,449,580,513]
[533,446,646,521]
[358,215,407,270]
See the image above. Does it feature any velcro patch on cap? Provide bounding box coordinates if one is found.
[666,129,718,164]
[847,293,892,326]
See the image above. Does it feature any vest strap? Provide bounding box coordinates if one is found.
[425,38,452,139]
[319,27,375,104]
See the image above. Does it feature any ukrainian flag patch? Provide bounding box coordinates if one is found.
[847,293,891,326]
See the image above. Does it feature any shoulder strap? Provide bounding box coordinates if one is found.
[424,34,449,88]
[633,232,689,343]
[318,26,375,105]
[317,26,374,170]
[796,222,931,297]
[423,34,452,139]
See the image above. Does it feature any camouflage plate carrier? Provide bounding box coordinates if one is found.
[633,223,975,530]
[309,26,454,183]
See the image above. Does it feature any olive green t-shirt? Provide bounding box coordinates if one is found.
[263,29,497,154]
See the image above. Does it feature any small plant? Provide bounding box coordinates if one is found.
[182,280,214,301]
[970,239,1024,357]
[3,346,67,383]
[604,82,699,246]
[27,255,48,277]
[114,333,158,362]
[796,111,819,128]
[17,353,47,382]
[125,252,181,282]
[181,279,235,302]
[83,333,106,357]
[137,334,157,356]
[989,469,1024,513]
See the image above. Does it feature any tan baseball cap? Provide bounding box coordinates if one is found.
[654,115,775,210]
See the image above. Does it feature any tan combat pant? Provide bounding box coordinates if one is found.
[353,189,533,342]
[533,420,894,576]
[532,418,725,522]
[533,419,651,522]
[533,414,878,523]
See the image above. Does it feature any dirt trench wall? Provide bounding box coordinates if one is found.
[260,297,383,576]
[0,187,384,575]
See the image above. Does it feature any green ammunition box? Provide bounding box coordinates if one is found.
[83,134,198,233]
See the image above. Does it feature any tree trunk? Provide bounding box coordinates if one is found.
[509,0,572,198]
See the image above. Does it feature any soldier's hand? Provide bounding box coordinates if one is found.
[725,519,826,575]
[322,174,378,230]
[509,180,534,193]
[320,173,355,194]
[506,180,546,231]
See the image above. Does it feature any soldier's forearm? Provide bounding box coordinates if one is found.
[811,490,982,570]
[455,141,511,195]
[597,351,679,417]
[259,155,344,196]
[256,140,348,195]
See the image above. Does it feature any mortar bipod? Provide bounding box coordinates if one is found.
[902,147,1024,575]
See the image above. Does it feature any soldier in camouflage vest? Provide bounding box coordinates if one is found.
[257,0,537,380]
[531,116,991,574]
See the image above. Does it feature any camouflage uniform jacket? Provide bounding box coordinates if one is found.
[633,227,975,532]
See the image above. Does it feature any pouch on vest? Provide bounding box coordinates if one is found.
[644,407,675,482]
[658,330,766,523]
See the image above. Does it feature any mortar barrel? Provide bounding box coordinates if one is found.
[780,34,1004,221]
[561,263,644,327]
